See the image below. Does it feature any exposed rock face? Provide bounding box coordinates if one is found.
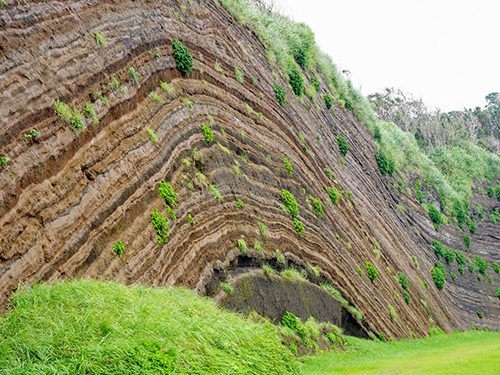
[0,0,498,339]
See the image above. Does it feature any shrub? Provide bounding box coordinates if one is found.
[432,241,446,259]
[474,256,488,274]
[172,39,193,75]
[375,151,395,176]
[159,182,177,208]
[493,262,500,273]
[283,157,293,175]
[453,200,467,224]
[428,205,442,230]
[150,209,170,244]
[237,239,248,255]
[365,262,378,282]
[443,248,456,264]
[95,31,106,46]
[113,241,124,257]
[487,186,495,197]
[431,263,446,290]
[397,271,409,289]
[403,290,411,304]
[311,197,324,217]
[282,189,299,218]
[336,135,349,156]
[293,218,304,235]
[457,264,465,275]
[327,187,340,205]
[146,128,158,143]
[288,67,303,96]
[450,272,457,281]
[463,234,471,248]
[467,220,477,234]
[496,185,500,201]
[477,310,484,319]
[274,84,286,105]
[323,94,333,110]
[455,251,466,265]
[201,123,213,143]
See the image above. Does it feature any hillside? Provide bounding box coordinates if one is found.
[0,0,499,343]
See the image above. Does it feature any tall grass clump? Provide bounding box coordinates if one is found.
[0,280,298,374]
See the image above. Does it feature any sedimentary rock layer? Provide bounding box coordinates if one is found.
[0,0,498,339]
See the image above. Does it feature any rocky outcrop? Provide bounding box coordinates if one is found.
[0,0,498,339]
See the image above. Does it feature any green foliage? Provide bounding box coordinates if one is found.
[412,255,419,269]
[283,157,293,175]
[83,102,98,125]
[280,267,306,282]
[148,90,164,103]
[311,196,324,217]
[327,187,340,205]
[336,135,349,156]
[375,150,395,176]
[54,98,71,123]
[150,209,169,244]
[146,127,158,143]
[487,274,492,284]
[431,263,446,290]
[220,281,234,295]
[0,156,10,168]
[273,84,286,105]
[450,272,457,281]
[477,310,484,319]
[209,184,223,204]
[172,39,193,75]
[463,234,471,248]
[403,290,411,304]
[160,81,172,94]
[109,76,126,94]
[467,220,477,234]
[113,240,124,257]
[397,272,409,289]
[0,280,297,374]
[474,256,488,274]
[234,66,244,83]
[457,264,465,275]
[496,288,500,299]
[158,181,177,208]
[288,67,304,96]
[262,263,275,276]
[95,31,106,46]
[201,123,213,143]
[492,262,500,273]
[187,214,194,225]
[496,185,500,201]
[388,304,398,322]
[324,168,333,179]
[258,219,268,238]
[282,312,303,338]
[128,66,140,85]
[237,238,248,255]
[293,218,304,235]
[428,205,443,230]
[453,200,468,224]
[455,251,466,265]
[282,189,299,218]
[165,205,176,221]
[365,262,378,282]
[275,249,286,267]
[23,129,41,141]
[323,94,333,110]
[236,199,243,208]
[487,186,495,197]
[423,280,429,290]
[443,248,456,264]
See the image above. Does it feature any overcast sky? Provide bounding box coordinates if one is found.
[276,0,500,112]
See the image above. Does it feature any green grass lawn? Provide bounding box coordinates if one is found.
[300,331,500,375]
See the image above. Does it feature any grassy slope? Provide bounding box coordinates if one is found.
[0,280,298,374]
[300,331,500,375]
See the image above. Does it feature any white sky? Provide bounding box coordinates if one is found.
[276,0,500,112]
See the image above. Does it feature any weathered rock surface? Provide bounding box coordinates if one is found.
[0,0,498,339]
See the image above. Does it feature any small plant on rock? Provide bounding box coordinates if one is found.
[95,31,106,46]
[237,238,248,255]
[273,84,286,105]
[150,209,169,244]
[201,123,213,143]
[365,262,378,282]
[336,135,349,156]
[172,39,193,75]
[159,181,177,208]
[403,290,411,304]
[113,240,125,257]
[398,271,409,289]
[323,94,333,110]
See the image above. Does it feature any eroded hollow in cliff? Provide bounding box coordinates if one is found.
[207,254,370,339]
